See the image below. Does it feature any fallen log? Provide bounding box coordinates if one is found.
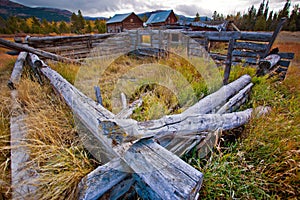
[10,52,37,199]
[0,38,80,64]
[103,107,268,143]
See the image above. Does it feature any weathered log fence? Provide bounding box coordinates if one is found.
[1,18,295,199]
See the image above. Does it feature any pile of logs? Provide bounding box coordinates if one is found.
[7,48,270,199]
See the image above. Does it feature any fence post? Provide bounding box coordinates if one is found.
[223,38,235,85]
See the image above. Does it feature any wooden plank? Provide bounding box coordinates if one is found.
[78,158,132,200]
[234,41,268,52]
[94,86,103,105]
[278,52,295,59]
[0,38,79,64]
[124,139,203,200]
[278,60,291,67]
[240,32,273,42]
[232,50,264,58]
[27,34,114,45]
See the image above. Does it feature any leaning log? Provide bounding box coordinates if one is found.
[0,38,79,64]
[184,74,251,115]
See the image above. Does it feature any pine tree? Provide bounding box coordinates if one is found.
[194,12,200,22]
[59,21,69,33]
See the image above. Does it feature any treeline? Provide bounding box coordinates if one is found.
[214,0,300,31]
[0,10,106,34]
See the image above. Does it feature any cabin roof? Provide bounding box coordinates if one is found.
[106,13,132,24]
[146,10,173,25]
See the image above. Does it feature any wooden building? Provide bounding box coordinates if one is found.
[145,10,177,27]
[106,12,143,33]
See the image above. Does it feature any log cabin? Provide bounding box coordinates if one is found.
[145,10,178,28]
[106,12,143,33]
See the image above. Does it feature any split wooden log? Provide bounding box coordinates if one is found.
[29,54,204,199]
[0,38,80,64]
[103,107,269,143]
[7,52,28,90]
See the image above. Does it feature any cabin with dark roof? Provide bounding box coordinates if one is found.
[145,10,177,27]
[106,12,143,33]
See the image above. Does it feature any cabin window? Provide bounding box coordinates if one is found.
[141,35,151,45]
[171,33,179,42]
[130,18,133,22]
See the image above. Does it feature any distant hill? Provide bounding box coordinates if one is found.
[0,0,72,21]
[0,1,209,23]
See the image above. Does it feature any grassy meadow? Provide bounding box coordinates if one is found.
[0,31,299,199]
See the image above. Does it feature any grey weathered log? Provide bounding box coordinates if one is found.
[10,53,37,199]
[184,74,251,115]
[0,38,79,64]
[104,107,266,143]
[7,52,28,90]
[234,41,268,52]
[78,158,132,200]
[124,139,203,200]
[216,83,253,114]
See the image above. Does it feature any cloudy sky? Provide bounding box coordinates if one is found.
[11,0,300,18]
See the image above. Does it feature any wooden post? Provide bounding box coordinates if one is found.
[94,86,103,105]
[263,18,287,58]
[223,38,235,85]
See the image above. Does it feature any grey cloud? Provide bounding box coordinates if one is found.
[12,0,167,16]
[175,4,212,17]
